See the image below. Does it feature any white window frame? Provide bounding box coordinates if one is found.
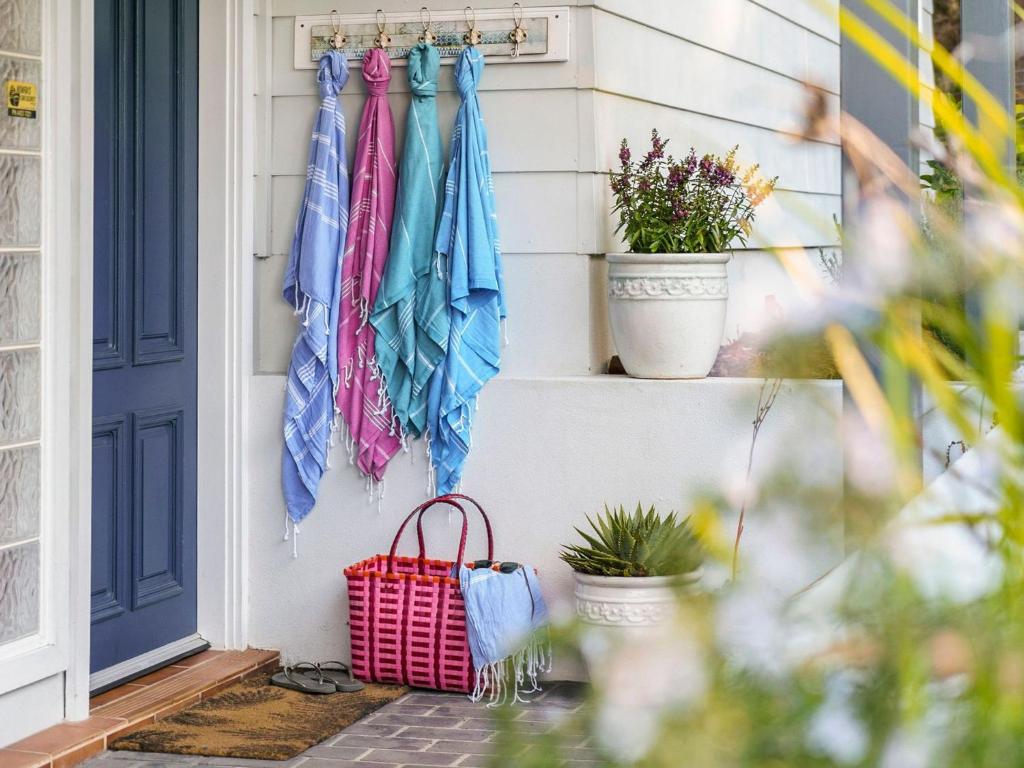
[0,0,91,716]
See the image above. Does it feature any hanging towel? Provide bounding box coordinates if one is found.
[457,565,550,704]
[427,48,506,495]
[281,50,350,530]
[370,43,449,440]
[336,48,401,484]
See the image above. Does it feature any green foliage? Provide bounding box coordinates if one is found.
[559,503,703,577]
[921,159,964,209]
[490,5,1024,766]
[609,130,776,254]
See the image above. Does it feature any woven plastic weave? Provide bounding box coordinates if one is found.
[344,494,494,692]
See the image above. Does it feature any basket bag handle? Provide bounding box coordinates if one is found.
[387,497,468,575]
[415,493,494,563]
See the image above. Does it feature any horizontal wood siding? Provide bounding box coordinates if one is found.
[253,1,841,375]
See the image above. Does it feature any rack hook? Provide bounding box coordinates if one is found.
[509,2,527,58]
[419,6,437,45]
[374,9,391,49]
[463,6,482,46]
[329,9,346,50]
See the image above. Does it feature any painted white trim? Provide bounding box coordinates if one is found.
[195,0,255,651]
[0,645,64,699]
[60,0,95,723]
[89,634,208,693]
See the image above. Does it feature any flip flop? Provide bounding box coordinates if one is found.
[270,663,336,695]
[304,661,365,692]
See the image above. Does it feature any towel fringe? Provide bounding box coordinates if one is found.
[468,635,551,707]
[424,430,437,495]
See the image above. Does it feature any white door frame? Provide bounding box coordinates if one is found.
[193,0,254,655]
[57,0,254,721]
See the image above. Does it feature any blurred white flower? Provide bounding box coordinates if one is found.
[843,415,900,498]
[590,621,707,763]
[715,583,791,678]
[880,727,934,768]
[886,518,1001,604]
[964,199,1024,265]
[806,673,869,765]
[846,195,917,299]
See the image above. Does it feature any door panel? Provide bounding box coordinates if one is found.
[91,0,198,674]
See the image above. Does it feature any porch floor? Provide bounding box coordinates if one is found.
[75,681,588,768]
[0,649,280,768]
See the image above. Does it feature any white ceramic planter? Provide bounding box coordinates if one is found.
[574,571,701,640]
[606,252,731,379]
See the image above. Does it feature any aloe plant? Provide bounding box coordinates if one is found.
[560,504,703,577]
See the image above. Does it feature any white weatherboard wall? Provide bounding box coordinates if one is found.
[247,0,845,671]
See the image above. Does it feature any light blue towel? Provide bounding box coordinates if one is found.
[370,43,449,439]
[458,565,550,704]
[428,48,506,495]
[281,51,349,540]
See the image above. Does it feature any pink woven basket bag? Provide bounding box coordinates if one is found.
[344,494,494,692]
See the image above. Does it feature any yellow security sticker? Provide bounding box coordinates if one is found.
[6,80,37,119]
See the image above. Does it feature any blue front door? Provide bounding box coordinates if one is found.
[90,0,199,673]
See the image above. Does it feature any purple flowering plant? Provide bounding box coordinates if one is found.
[610,130,777,254]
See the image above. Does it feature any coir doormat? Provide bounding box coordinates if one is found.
[110,672,408,761]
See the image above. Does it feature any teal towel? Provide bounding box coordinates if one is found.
[370,43,449,439]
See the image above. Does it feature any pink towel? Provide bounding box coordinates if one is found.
[336,49,400,483]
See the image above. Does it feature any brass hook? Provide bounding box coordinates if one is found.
[329,9,346,49]
[463,6,482,46]
[374,9,391,49]
[419,6,437,45]
[509,2,527,58]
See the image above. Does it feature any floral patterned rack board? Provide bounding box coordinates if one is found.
[292,7,570,69]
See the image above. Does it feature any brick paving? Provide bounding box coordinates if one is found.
[78,682,588,768]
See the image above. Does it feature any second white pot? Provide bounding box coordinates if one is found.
[606,252,730,379]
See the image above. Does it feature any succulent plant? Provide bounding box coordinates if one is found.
[560,504,703,577]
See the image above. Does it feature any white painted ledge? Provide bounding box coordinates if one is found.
[244,373,843,678]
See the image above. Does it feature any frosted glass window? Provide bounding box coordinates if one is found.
[0,349,40,445]
[0,446,39,546]
[0,0,41,55]
[0,0,43,653]
[0,154,41,247]
[0,541,40,643]
[0,252,40,345]
[0,56,42,150]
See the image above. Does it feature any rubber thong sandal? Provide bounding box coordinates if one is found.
[270,663,336,695]
[304,661,365,692]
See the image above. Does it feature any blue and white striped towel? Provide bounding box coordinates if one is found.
[281,50,350,538]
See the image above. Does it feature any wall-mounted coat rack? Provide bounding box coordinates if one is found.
[292,6,570,70]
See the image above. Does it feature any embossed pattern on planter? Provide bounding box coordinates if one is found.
[608,275,729,300]
[0,445,39,546]
[575,596,676,625]
[0,541,40,643]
